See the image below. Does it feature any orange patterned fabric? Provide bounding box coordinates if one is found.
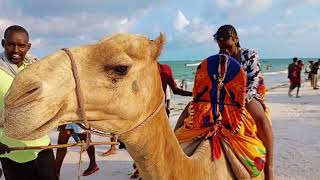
[175,54,269,177]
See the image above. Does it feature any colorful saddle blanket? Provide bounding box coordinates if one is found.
[175,54,268,177]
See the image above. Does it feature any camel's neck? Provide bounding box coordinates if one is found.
[119,106,235,180]
[119,107,191,179]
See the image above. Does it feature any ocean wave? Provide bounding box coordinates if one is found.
[263,70,287,75]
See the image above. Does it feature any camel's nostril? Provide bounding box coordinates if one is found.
[27,87,39,95]
[5,82,43,108]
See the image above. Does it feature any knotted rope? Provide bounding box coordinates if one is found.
[62,48,98,179]
[61,48,91,151]
[118,95,165,138]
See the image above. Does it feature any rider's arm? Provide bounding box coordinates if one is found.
[167,67,192,96]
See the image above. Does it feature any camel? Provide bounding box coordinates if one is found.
[1,33,256,179]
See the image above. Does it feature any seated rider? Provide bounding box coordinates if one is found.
[175,25,274,179]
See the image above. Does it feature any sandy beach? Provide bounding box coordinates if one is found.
[1,82,319,180]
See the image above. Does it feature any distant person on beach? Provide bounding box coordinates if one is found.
[56,123,99,177]
[266,64,272,71]
[288,57,298,96]
[180,79,188,90]
[158,63,192,116]
[175,25,274,179]
[288,60,304,97]
[0,25,58,180]
[310,60,319,89]
[288,57,298,79]
[166,86,171,110]
[305,61,313,81]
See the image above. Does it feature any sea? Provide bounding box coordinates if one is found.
[162,58,314,90]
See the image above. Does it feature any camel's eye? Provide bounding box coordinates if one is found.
[113,65,129,75]
[104,64,130,76]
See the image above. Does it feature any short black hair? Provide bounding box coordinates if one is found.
[4,25,29,41]
[293,57,298,62]
[214,24,240,47]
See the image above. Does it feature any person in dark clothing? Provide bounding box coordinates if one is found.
[306,61,314,82]
[310,60,319,89]
[288,57,298,79]
[1,149,57,180]
[288,60,304,97]
[158,63,192,116]
[288,57,298,96]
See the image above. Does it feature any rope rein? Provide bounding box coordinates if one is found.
[75,123,115,138]
[61,48,92,180]
[119,95,165,137]
[61,48,91,150]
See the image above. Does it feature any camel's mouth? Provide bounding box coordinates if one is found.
[5,106,63,140]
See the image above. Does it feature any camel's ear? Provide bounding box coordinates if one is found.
[150,32,165,62]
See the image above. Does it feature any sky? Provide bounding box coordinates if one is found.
[0,0,319,60]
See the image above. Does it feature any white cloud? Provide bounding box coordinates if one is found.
[0,0,153,40]
[174,10,190,32]
[272,22,320,37]
[77,35,87,40]
[213,0,272,15]
[237,26,261,37]
[285,8,294,16]
[0,18,15,31]
[216,0,230,8]
[102,16,137,33]
[120,18,128,25]
[186,18,214,44]
[302,0,320,5]
[4,12,141,39]
[5,0,159,17]
[283,0,320,9]
[175,17,215,45]
[30,38,44,49]
[166,35,173,43]
[0,1,154,57]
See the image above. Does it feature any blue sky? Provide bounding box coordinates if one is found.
[0,0,319,60]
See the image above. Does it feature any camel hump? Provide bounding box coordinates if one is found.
[187,138,260,179]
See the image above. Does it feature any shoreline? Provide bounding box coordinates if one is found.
[266,82,289,91]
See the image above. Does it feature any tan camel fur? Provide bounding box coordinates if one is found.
[1,33,258,179]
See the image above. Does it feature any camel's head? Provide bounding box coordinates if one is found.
[2,33,165,140]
